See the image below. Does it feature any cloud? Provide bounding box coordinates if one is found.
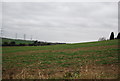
[2,2,118,43]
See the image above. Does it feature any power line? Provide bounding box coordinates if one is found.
[0,28,4,38]
[1,29,36,41]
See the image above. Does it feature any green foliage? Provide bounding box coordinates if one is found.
[2,38,65,46]
[2,38,34,45]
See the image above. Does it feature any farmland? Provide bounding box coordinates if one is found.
[2,39,119,79]
[2,38,34,45]
[2,37,65,46]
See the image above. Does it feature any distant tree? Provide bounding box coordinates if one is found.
[47,43,51,45]
[33,40,38,46]
[37,41,41,46]
[3,42,9,46]
[10,41,16,46]
[98,37,106,41]
[34,40,38,43]
[117,32,120,39]
[19,43,25,46]
[110,32,114,40]
[28,43,34,46]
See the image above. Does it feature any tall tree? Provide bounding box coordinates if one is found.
[110,32,114,40]
[117,32,120,39]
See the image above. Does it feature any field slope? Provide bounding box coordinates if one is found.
[2,40,119,79]
[2,37,34,45]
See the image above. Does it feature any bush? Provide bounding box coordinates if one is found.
[28,43,34,46]
[3,42,9,46]
[19,43,26,46]
[33,40,38,46]
[10,41,16,46]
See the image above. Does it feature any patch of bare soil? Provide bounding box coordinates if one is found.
[2,64,118,79]
[79,64,118,79]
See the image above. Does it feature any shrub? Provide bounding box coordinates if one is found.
[10,41,16,46]
[3,42,9,46]
[19,43,26,46]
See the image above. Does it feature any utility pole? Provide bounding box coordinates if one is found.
[0,28,2,38]
[24,34,26,40]
[15,33,17,39]
[0,28,3,38]
[31,35,32,41]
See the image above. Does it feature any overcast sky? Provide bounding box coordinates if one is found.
[2,2,118,43]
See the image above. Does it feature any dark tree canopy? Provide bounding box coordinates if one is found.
[110,32,114,40]
[117,32,120,39]
[10,41,16,46]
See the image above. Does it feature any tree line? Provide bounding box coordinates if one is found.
[2,32,120,46]
[110,32,120,40]
[99,32,120,41]
[2,40,66,46]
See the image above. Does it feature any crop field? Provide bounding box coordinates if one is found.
[2,38,34,45]
[2,40,119,79]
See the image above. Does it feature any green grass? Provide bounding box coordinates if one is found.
[2,39,118,53]
[2,39,119,79]
[2,38,34,44]
[3,40,119,68]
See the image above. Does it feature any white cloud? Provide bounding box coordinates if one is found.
[2,2,118,43]
[2,0,119,2]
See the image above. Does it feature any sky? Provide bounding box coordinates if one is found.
[1,2,118,43]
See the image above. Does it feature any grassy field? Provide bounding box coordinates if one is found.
[2,38,34,45]
[2,39,119,79]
